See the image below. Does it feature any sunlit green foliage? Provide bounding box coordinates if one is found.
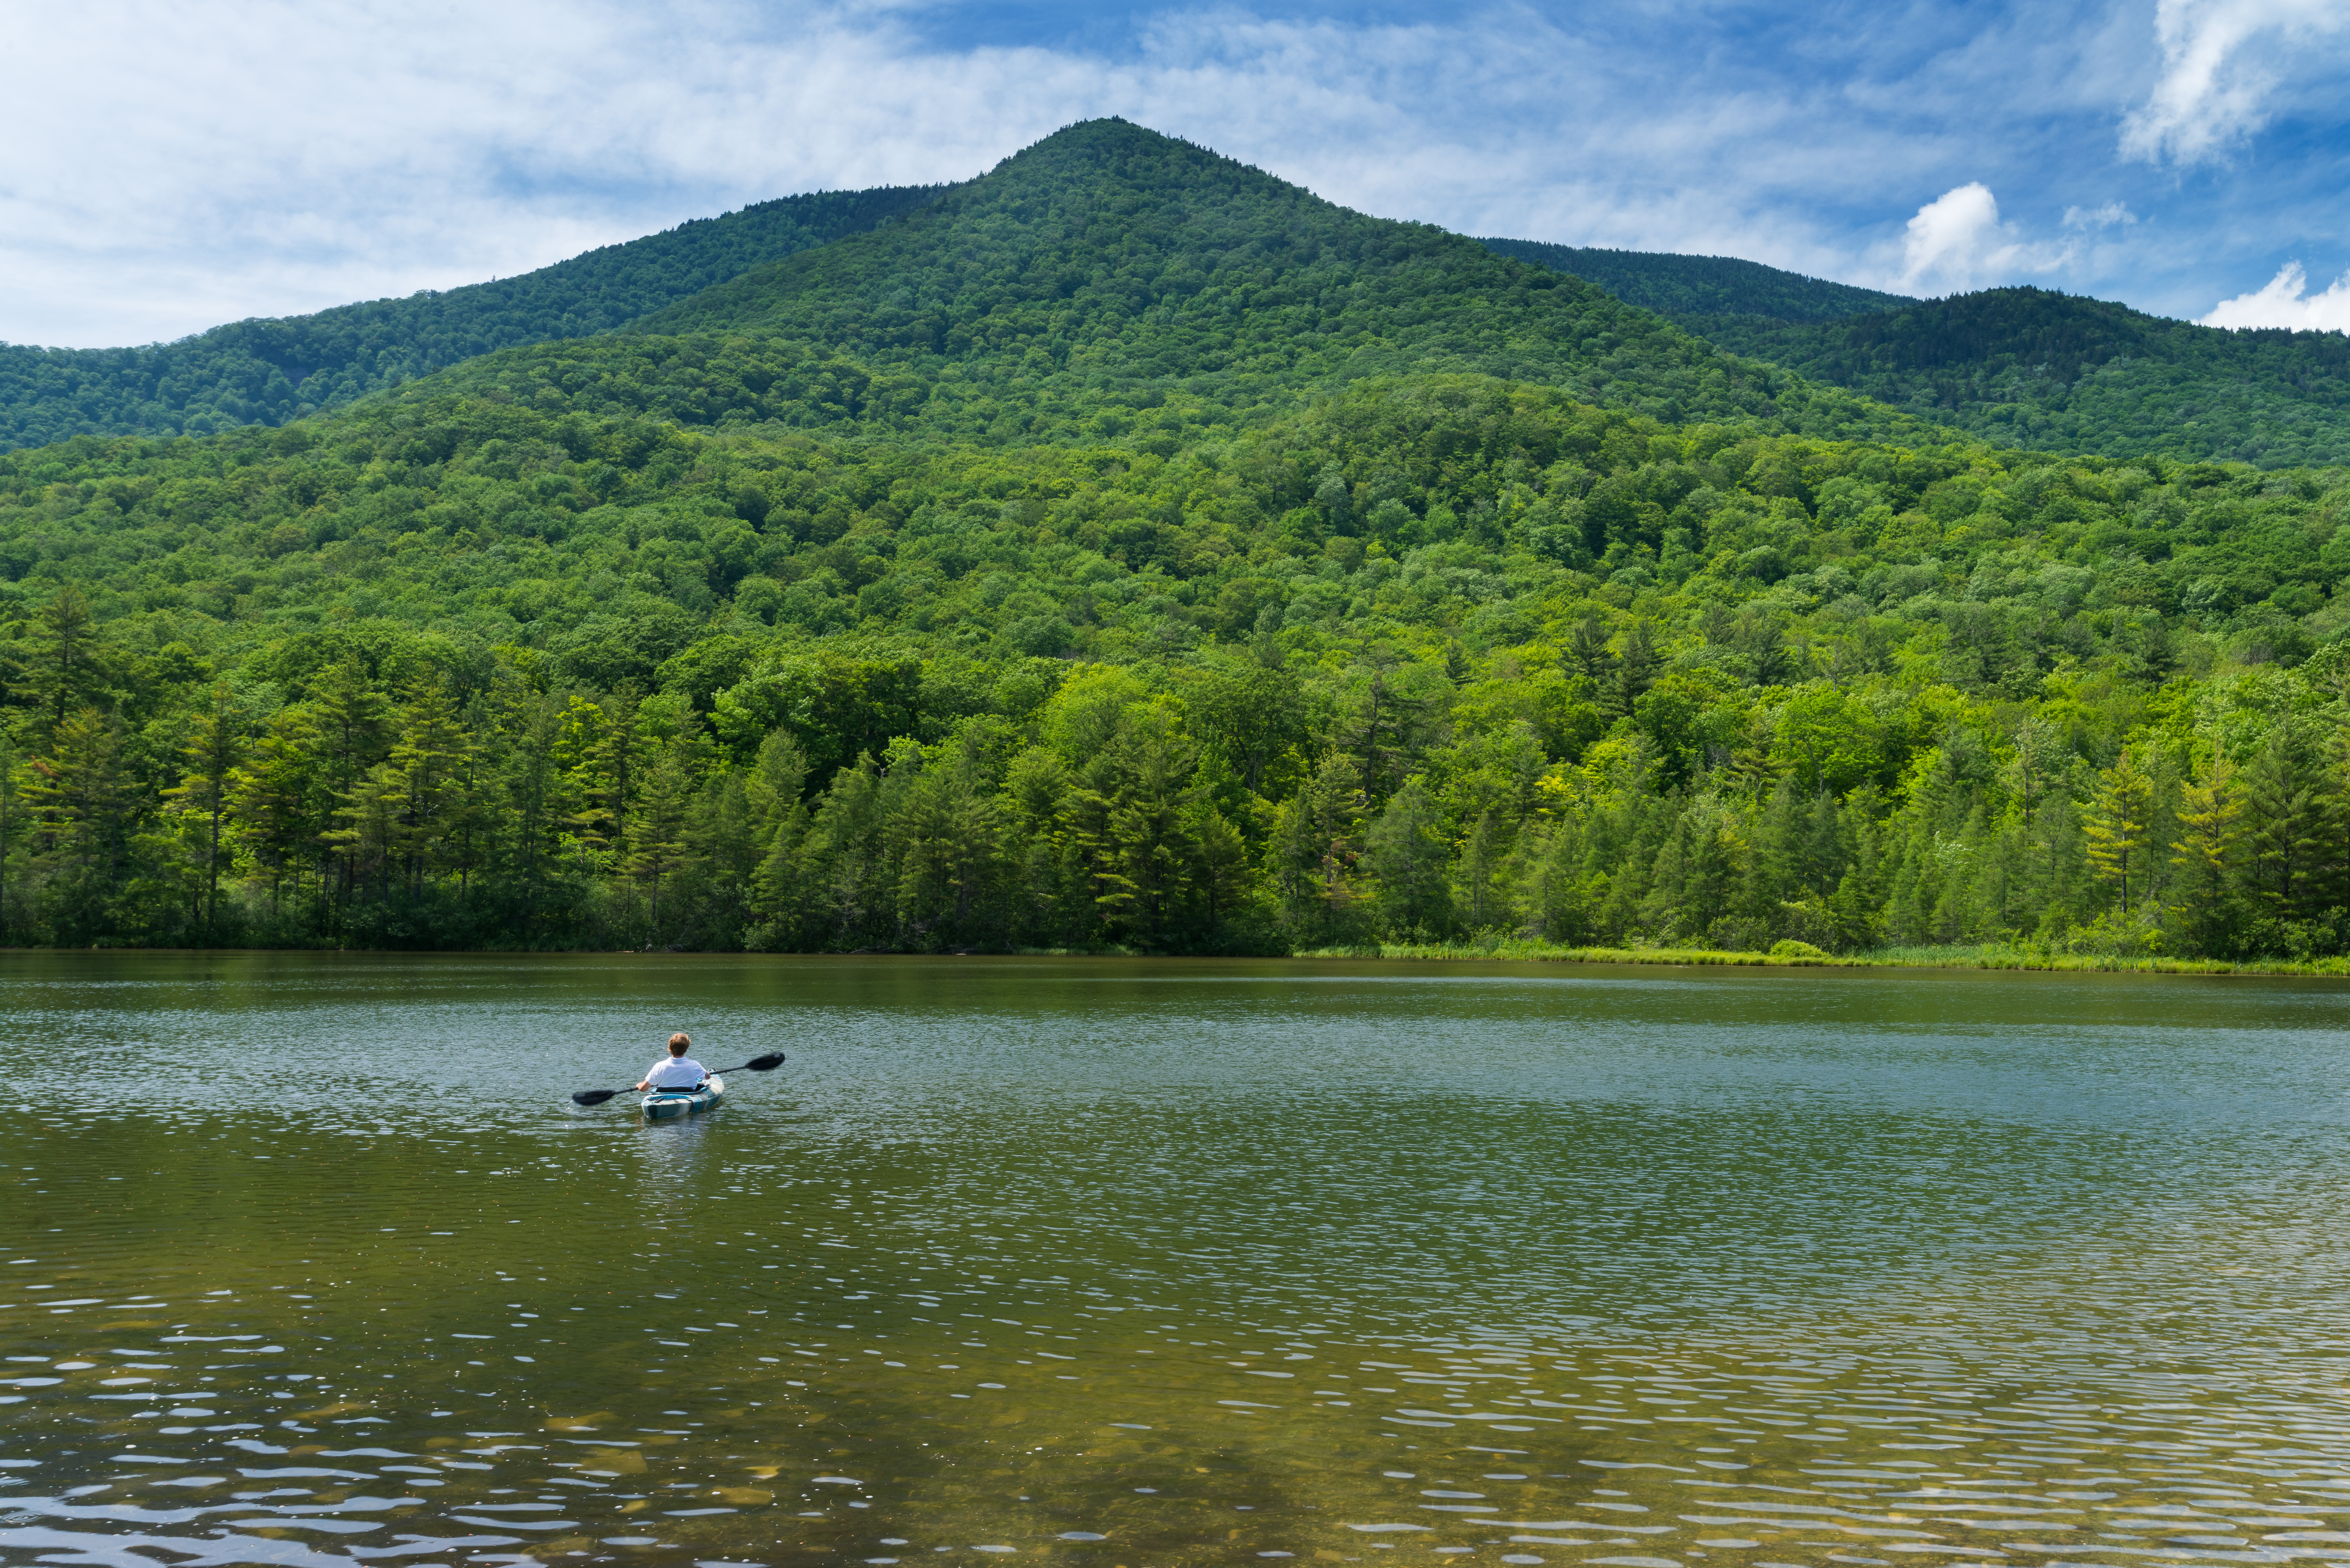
[1,372,2346,959]
[0,121,2346,960]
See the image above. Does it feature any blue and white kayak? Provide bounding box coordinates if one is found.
[641,1075,724,1119]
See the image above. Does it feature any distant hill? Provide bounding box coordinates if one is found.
[1688,287,2350,469]
[1490,237,2350,468]
[0,184,951,451]
[1477,239,1914,323]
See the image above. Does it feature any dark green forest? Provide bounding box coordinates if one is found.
[1,120,2347,962]
[1477,240,1915,323]
[0,184,949,453]
[1679,288,2350,470]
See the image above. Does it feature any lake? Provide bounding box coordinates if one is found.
[5,953,2350,1568]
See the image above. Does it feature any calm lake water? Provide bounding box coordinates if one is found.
[5,954,2350,1568]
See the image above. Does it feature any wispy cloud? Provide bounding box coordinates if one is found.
[2200,261,2350,331]
[2120,0,2349,165]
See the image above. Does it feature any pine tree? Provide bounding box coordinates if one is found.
[388,678,478,901]
[1454,810,1511,931]
[309,658,386,907]
[1610,621,1659,720]
[162,683,242,931]
[326,762,408,917]
[1364,775,1451,937]
[2170,759,2243,956]
[891,735,1003,945]
[1568,619,1613,684]
[230,707,322,920]
[27,584,102,726]
[2084,747,2157,912]
[1272,751,1368,945]
[1191,806,1253,940]
[20,706,128,937]
[2239,741,2317,922]
[628,752,693,944]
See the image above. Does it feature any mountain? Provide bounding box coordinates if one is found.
[1476,240,1915,323]
[412,118,1923,448]
[1491,243,2350,470]
[1,119,2347,967]
[0,183,951,452]
[1683,287,2350,469]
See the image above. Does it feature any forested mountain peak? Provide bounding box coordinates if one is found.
[1479,239,1916,324]
[464,119,1924,447]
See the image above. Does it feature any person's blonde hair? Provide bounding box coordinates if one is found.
[667,1032,691,1056]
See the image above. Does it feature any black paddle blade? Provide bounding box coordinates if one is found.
[571,1088,625,1107]
[743,1052,787,1072]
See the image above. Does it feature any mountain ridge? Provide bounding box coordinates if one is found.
[1686,285,2350,468]
[1476,238,1916,323]
[0,183,953,452]
[496,117,1925,448]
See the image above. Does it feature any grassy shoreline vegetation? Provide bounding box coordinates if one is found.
[2,121,2349,968]
[1298,939,2350,976]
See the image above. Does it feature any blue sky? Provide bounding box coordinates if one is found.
[4,0,2347,346]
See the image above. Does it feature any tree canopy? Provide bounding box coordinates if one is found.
[0,121,2344,964]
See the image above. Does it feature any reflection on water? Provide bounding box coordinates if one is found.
[4,952,2350,1567]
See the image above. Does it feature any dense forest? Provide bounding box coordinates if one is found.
[1679,287,2350,471]
[0,184,949,452]
[1477,240,1915,323]
[0,120,2346,961]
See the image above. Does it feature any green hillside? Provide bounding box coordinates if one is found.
[611,120,1918,443]
[0,183,950,452]
[1686,287,2350,469]
[1478,239,1915,323]
[0,120,2344,967]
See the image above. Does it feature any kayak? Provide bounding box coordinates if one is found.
[641,1074,724,1119]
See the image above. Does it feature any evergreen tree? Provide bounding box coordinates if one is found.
[629,753,693,944]
[1365,775,1452,936]
[2085,748,2157,914]
[2240,741,2318,924]
[2170,760,2243,956]
[161,683,242,931]
[230,707,321,919]
[21,707,129,938]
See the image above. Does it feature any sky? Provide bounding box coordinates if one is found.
[3,0,2348,348]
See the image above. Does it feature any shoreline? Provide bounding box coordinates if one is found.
[5,941,2349,978]
[1287,940,2350,977]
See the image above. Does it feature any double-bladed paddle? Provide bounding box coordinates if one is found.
[571,1051,788,1107]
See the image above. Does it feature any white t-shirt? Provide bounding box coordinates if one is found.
[644,1055,709,1089]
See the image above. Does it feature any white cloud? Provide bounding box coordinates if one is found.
[2199,261,2350,331]
[2063,201,2137,228]
[0,0,2326,345]
[2120,0,2349,165]
[1897,183,2069,294]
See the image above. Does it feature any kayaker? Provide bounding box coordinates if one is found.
[635,1033,710,1092]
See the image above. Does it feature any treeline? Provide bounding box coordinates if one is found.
[9,580,2350,961]
[0,185,947,452]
